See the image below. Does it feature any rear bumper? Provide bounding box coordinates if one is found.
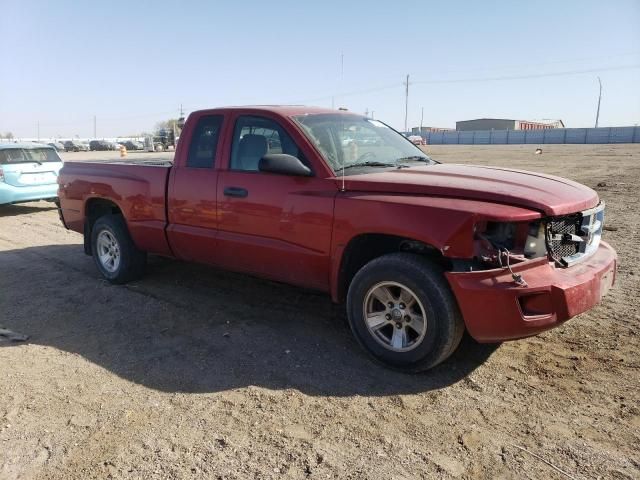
[445,241,617,342]
[0,182,58,205]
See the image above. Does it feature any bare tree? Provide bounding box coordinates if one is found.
[154,119,180,132]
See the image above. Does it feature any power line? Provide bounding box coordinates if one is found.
[415,51,640,77]
[291,82,400,104]
[411,63,640,85]
[99,109,184,122]
[286,51,640,105]
[28,108,189,130]
[291,63,640,105]
[8,60,640,135]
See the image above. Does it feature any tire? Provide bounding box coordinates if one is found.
[346,253,464,372]
[91,214,146,284]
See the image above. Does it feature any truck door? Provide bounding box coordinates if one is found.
[216,114,336,291]
[166,114,224,264]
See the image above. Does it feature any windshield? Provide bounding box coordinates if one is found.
[0,148,61,165]
[292,113,436,174]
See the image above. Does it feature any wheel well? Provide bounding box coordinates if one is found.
[83,199,122,255]
[336,234,448,303]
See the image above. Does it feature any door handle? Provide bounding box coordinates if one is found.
[223,187,248,198]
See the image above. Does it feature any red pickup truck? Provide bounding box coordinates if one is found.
[57,106,617,371]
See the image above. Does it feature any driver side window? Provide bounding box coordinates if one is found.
[230,116,304,171]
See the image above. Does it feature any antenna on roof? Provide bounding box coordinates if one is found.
[339,52,346,192]
[341,152,345,191]
[340,113,345,191]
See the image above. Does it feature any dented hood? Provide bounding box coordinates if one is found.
[340,164,599,216]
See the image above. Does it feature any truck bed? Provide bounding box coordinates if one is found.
[58,161,173,256]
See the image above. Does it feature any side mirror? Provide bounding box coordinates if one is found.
[259,154,312,177]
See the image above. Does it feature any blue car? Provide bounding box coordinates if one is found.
[0,143,64,205]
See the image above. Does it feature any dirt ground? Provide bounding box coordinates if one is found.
[0,144,638,479]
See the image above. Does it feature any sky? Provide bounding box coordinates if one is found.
[1,0,639,138]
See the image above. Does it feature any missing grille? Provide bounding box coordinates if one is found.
[546,214,582,265]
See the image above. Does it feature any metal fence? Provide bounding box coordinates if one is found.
[424,126,640,145]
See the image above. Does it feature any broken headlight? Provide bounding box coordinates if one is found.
[476,220,547,260]
[523,221,547,259]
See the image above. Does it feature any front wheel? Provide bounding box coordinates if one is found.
[346,253,464,372]
[91,214,146,284]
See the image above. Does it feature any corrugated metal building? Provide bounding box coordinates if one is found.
[411,126,454,135]
[456,118,564,131]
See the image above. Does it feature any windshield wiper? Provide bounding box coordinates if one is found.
[341,161,398,170]
[394,155,431,163]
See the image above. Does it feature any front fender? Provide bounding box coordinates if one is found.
[329,192,541,302]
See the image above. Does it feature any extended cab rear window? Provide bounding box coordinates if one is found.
[187,115,224,168]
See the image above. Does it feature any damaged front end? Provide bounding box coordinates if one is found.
[444,201,615,342]
[453,201,606,284]
[546,202,605,266]
[450,218,547,287]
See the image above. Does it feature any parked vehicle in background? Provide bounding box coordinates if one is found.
[0,144,63,205]
[89,140,115,151]
[57,106,617,372]
[64,141,90,152]
[408,135,426,145]
[48,142,65,152]
[152,128,177,151]
[119,140,144,151]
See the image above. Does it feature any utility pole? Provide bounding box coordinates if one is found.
[594,76,602,128]
[365,108,369,117]
[371,110,375,119]
[420,107,424,135]
[403,74,410,133]
[93,115,97,138]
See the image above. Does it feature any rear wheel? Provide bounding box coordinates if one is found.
[91,214,146,284]
[346,253,464,372]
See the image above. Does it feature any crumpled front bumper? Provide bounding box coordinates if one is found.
[445,241,617,342]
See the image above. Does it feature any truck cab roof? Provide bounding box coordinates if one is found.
[190,105,348,117]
